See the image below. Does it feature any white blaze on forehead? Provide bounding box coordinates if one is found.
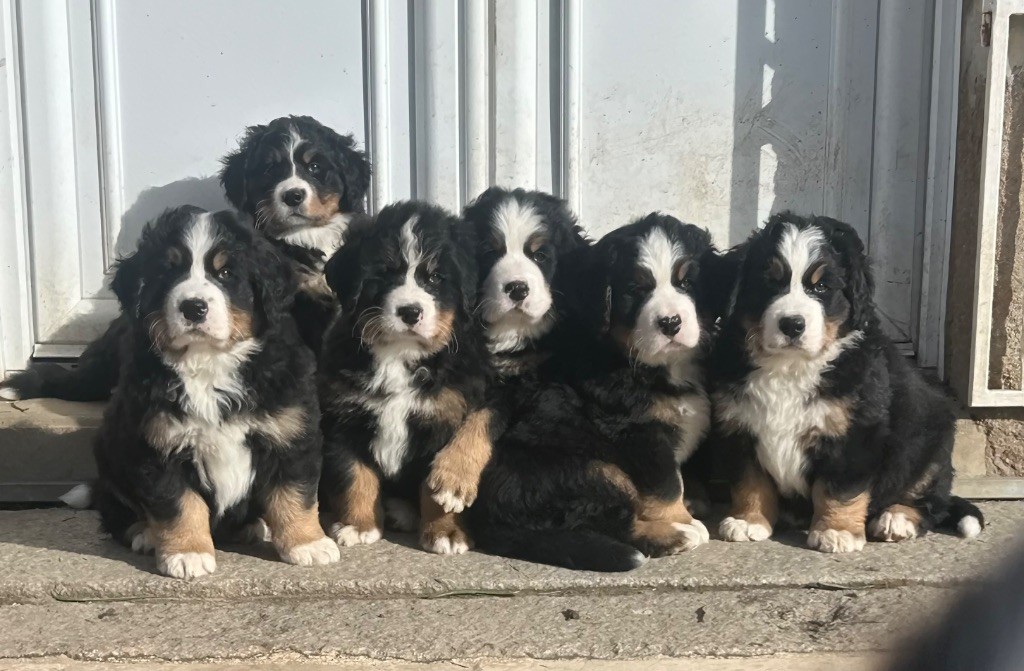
[631,226,701,365]
[494,198,543,252]
[400,215,422,268]
[481,198,553,336]
[638,226,684,285]
[380,215,439,342]
[761,223,828,356]
[288,126,304,173]
[272,126,313,220]
[777,223,824,292]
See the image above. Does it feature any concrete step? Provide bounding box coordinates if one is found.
[2,398,1010,502]
[0,503,1020,667]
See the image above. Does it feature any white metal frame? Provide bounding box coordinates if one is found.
[969,0,1024,406]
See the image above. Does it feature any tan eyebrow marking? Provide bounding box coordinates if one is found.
[526,235,548,254]
[302,148,317,163]
[675,260,692,283]
[167,247,183,266]
[810,263,827,285]
[768,256,786,280]
[211,250,229,272]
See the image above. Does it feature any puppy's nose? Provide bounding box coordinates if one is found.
[282,188,306,207]
[657,315,682,337]
[778,315,805,339]
[397,305,423,326]
[180,298,209,324]
[504,281,529,303]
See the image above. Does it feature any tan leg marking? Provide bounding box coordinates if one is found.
[427,408,493,513]
[419,483,472,555]
[719,463,779,542]
[807,480,869,553]
[329,460,383,547]
[868,503,922,543]
[149,489,216,579]
[264,485,339,565]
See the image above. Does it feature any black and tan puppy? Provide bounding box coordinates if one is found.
[714,212,983,553]
[468,212,717,571]
[1,115,370,402]
[318,201,491,555]
[90,206,338,579]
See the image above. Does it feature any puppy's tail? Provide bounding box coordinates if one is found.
[0,316,125,402]
[941,496,984,539]
[476,526,646,572]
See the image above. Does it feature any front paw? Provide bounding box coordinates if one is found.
[719,516,772,542]
[281,536,342,566]
[807,528,866,553]
[427,468,477,514]
[868,510,918,543]
[672,519,710,549]
[157,551,216,579]
[421,525,472,556]
[329,523,382,547]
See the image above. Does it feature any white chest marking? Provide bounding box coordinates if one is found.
[364,347,425,478]
[663,356,710,464]
[716,332,861,497]
[157,341,260,514]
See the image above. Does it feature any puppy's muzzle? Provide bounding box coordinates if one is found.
[657,315,682,337]
[504,280,529,304]
[282,187,307,208]
[179,298,209,325]
[777,315,805,341]
[397,304,423,326]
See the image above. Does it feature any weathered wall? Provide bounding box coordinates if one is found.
[948,1,1024,475]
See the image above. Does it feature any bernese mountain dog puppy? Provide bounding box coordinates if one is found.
[0,115,369,402]
[318,201,491,555]
[714,212,983,553]
[468,211,717,571]
[91,206,339,579]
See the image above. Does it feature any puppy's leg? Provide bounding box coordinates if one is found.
[149,489,216,580]
[719,462,779,542]
[426,408,493,513]
[868,503,923,543]
[328,456,384,547]
[419,483,472,556]
[807,480,869,553]
[264,485,340,566]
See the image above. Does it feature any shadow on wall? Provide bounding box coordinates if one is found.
[114,176,229,258]
[729,1,826,245]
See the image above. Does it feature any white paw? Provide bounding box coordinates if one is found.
[422,533,469,556]
[60,483,93,509]
[126,523,154,554]
[959,515,982,539]
[281,536,341,566]
[157,552,216,579]
[431,489,467,514]
[719,516,772,542]
[0,386,21,401]
[330,523,381,547]
[672,521,710,550]
[869,511,918,542]
[807,528,866,553]
[384,497,420,532]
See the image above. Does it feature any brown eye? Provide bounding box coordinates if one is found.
[812,281,828,295]
[308,161,322,177]
[216,267,232,281]
[531,250,548,263]
[427,271,443,286]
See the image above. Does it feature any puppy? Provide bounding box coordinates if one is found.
[318,201,491,555]
[714,212,983,553]
[90,206,338,579]
[1,115,370,402]
[468,213,716,571]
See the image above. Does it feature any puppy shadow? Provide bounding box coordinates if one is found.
[116,177,230,257]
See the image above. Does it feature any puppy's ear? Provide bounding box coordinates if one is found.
[252,237,298,333]
[219,123,268,213]
[450,217,479,316]
[324,224,369,313]
[558,237,615,335]
[698,242,745,323]
[824,218,875,330]
[330,133,372,214]
[110,252,144,318]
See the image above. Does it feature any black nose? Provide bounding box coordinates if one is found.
[397,305,422,326]
[179,298,208,324]
[778,315,806,339]
[282,188,306,207]
[504,281,529,303]
[657,315,682,336]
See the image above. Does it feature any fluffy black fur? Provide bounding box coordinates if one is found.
[90,206,333,578]
[468,213,719,571]
[713,212,983,551]
[318,201,490,552]
[1,116,370,402]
